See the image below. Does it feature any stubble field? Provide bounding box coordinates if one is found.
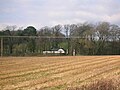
[0,56,120,90]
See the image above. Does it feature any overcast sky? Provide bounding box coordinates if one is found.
[0,0,120,29]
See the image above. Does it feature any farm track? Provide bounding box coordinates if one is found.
[0,56,120,90]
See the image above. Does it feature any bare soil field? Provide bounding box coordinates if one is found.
[0,56,120,90]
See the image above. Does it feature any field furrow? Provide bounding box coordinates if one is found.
[0,56,120,90]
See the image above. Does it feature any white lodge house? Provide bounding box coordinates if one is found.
[43,48,65,55]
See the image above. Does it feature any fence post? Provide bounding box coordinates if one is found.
[1,37,3,57]
[73,49,76,56]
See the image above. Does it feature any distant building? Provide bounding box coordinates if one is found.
[43,48,65,55]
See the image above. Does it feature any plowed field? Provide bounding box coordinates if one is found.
[0,56,120,90]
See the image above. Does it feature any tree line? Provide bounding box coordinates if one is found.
[0,22,120,56]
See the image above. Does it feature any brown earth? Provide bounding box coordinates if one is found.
[0,56,120,90]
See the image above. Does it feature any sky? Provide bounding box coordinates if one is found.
[0,0,120,30]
